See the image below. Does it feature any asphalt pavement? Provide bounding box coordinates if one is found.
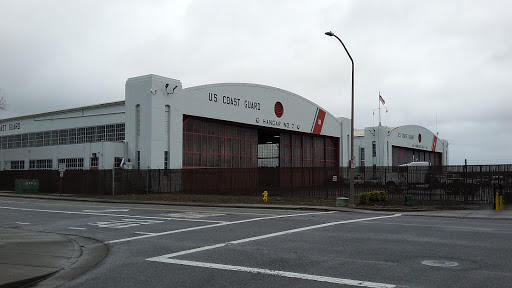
[0,192,511,287]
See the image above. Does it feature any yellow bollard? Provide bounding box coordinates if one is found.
[496,193,499,211]
[262,191,268,203]
[500,195,504,210]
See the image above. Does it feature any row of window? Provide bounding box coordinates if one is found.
[7,157,125,170]
[10,160,25,170]
[0,123,125,150]
[8,158,83,170]
[57,158,84,169]
[31,159,53,169]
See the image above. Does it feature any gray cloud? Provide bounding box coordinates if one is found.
[0,0,510,164]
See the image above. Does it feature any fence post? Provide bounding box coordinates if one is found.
[384,167,387,187]
[112,168,115,196]
[146,168,149,194]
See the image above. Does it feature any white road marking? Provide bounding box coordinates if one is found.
[0,206,226,223]
[15,222,30,225]
[151,259,396,288]
[161,212,226,219]
[134,232,156,235]
[89,219,163,228]
[0,199,283,217]
[83,209,130,212]
[421,260,458,267]
[151,214,402,258]
[69,227,86,230]
[107,211,336,244]
[147,214,401,288]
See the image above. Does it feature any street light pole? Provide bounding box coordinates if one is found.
[325,31,355,207]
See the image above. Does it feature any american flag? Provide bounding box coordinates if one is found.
[379,95,385,105]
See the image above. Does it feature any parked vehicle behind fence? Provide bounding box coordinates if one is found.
[384,162,432,193]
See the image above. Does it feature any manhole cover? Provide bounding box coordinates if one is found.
[421,260,459,267]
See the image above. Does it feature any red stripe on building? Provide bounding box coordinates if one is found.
[312,109,326,134]
[432,135,438,151]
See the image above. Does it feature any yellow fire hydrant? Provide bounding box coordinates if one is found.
[495,192,504,211]
[262,191,268,203]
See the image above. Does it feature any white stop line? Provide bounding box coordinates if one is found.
[161,259,395,288]
[148,214,401,288]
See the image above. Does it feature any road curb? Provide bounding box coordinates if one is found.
[0,227,107,288]
[0,192,508,219]
[34,235,108,288]
[0,192,390,214]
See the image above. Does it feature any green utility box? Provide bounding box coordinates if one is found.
[15,179,40,194]
[336,197,349,207]
[405,195,412,206]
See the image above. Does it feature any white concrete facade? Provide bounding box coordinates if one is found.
[1,74,350,170]
[125,75,346,169]
[0,102,126,170]
[354,124,449,167]
[0,74,448,170]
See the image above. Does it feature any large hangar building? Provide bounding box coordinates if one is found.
[0,74,448,171]
[0,74,351,170]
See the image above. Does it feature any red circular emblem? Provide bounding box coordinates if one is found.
[274,102,284,118]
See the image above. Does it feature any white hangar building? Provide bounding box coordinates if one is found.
[354,125,449,167]
[0,74,448,171]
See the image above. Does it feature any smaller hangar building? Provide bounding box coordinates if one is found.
[354,124,449,167]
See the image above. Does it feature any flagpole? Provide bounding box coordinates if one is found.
[378,91,381,126]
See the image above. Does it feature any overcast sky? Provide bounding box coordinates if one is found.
[1,0,511,165]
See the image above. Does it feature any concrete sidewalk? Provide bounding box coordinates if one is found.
[0,227,107,288]
[0,192,510,287]
[404,208,512,220]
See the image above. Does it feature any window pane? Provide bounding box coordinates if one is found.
[201,135,207,154]
[193,153,201,167]
[193,135,201,153]
[207,154,214,167]
[69,129,77,144]
[193,120,201,133]
[96,125,105,142]
[185,153,193,167]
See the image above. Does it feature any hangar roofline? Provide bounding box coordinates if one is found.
[184,82,341,123]
[389,124,441,138]
[0,100,125,122]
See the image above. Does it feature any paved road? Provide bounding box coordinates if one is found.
[1,196,511,287]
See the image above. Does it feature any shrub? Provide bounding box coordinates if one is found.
[358,191,387,205]
[375,190,387,201]
[358,193,370,204]
[368,191,379,202]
